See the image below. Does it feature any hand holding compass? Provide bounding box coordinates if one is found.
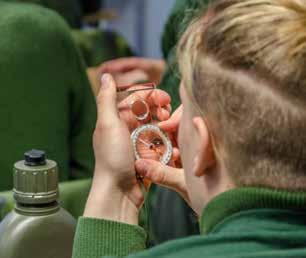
[117,83,173,165]
[85,74,184,224]
[134,105,190,205]
[117,83,171,132]
[86,74,143,224]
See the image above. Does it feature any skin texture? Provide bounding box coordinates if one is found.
[118,87,171,131]
[137,85,235,214]
[84,74,171,224]
[97,57,166,85]
[84,73,234,225]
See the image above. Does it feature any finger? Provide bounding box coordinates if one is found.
[156,106,171,121]
[118,104,170,132]
[118,89,171,112]
[168,132,178,148]
[99,58,147,74]
[147,89,171,108]
[135,159,187,197]
[158,119,179,132]
[114,70,148,86]
[118,108,138,132]
[96,74,119,126]
[98,58,134,73]
[151,106,170,122]
[172,147,180,162]
[158,105,182,132]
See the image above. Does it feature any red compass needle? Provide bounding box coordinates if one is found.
[138,138,152,148]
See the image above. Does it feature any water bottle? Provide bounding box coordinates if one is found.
[0,150,76,258]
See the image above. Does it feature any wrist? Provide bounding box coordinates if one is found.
[84,172,139,225]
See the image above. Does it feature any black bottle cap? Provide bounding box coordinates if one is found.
[24,149,46,166]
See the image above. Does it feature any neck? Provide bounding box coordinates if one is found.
[201,165,235,211]
[15,201,60,216]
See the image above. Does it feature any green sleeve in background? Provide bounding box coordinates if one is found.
[71,29,133,68]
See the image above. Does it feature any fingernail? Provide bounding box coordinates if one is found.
[101,74,110,89]
[160,108,170,120]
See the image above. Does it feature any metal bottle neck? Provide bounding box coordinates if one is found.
[15,201,60,216]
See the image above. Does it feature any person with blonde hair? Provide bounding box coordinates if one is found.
[73,0,306,257]
[99,0,210,243]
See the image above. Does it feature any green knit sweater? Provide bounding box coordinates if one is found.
[72,187,306,258]
[0,2,96,191]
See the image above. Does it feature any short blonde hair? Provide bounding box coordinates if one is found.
[178,0,306,190]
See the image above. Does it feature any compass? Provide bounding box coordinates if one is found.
[117,82,173,165]
[131,124,172,165]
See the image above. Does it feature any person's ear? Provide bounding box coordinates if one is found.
[192,117,215,177]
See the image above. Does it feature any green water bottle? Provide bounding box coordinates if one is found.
[0,150,76,258]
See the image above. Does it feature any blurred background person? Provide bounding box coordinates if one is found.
[0,1,96,189]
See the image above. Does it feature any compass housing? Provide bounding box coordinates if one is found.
[131,124,173,165]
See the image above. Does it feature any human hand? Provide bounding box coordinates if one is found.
[98,57,166,85]
[135,159,190,207]
[159,105,183,167]
[118,86,172,132]
[134,105,191,207]
[84,74,144,225]
[159,104,182,133]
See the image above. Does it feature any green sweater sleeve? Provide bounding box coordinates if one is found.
[72,217,147,258]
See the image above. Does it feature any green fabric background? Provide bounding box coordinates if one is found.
[71,29,133,68]
[0,2,96,191]
[72,188,306,258]
[1,0,101,28]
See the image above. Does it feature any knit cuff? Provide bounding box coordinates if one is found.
[72,217,147,258]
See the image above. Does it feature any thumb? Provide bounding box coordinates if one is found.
[96,74,120,125]
[158,105,182,132]
[135,159,188,202]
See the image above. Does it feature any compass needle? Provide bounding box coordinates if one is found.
[138,138,152,148]
[131,124,172,165]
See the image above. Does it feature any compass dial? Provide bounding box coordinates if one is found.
[131,124,172,165]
